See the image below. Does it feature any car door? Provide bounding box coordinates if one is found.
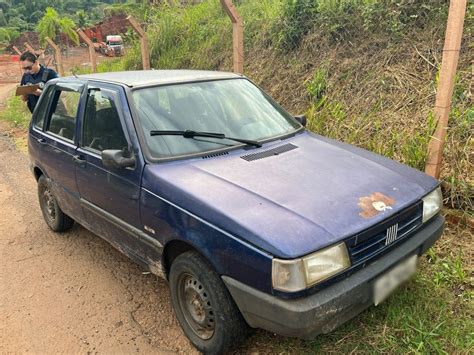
[74,83,152,263]
[36,81,85,220]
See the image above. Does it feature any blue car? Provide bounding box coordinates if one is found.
[28,70,444,354]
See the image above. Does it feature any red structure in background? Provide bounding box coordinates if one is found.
[83,28,102,43]
[6,14,131,55]
[80,14,130,44]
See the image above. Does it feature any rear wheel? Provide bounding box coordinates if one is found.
[169,251,249,354]
[38,175,74,232]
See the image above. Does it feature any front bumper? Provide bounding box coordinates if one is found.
[223,215,444,339]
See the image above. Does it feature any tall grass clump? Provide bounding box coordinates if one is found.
[0,95,31,129]
[274,0,449,49]
[102,0,284,72]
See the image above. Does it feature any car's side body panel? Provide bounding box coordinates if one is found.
[75,83,142,228]
[41,136,81,218]
[139,185,273,293]
[29,80,86,220]
[71,81,160,269]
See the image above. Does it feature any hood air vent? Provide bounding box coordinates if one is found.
[202,151,230,159]
[240,143,298,162]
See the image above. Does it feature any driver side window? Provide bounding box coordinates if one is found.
[82,89,128,152]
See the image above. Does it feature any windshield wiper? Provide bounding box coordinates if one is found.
[149,130,262,148]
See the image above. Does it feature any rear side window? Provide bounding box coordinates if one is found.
[33,86,54,130]
[82,89,128,152]
[46,90,81,142]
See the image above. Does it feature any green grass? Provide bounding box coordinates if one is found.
[305,88,438,172]
[0,95,31,129]
[98,0,285,72]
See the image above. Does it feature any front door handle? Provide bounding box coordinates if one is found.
[73,155,86,167]
[37,138,46,145]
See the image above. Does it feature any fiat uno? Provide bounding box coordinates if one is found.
[28,71,444,353]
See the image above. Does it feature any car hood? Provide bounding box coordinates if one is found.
[143,131,438,258]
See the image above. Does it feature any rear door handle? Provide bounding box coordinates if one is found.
[37,138,46,145]
[73,155,86,167]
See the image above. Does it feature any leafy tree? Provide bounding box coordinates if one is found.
[37,7,61,43]
[0,9,6,26]
[8,16,29,32]
[37,7,79,47]
[75,9,90,28]
[0,0,123,49]
[59,16,79,45]
[0,27,19,44]
[0,1,9,14]
[28,10,44,24]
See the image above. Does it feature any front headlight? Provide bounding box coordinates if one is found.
[422,187,442,223]
[272,242,351,292]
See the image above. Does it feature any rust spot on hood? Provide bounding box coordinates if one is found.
[358,192,395,218]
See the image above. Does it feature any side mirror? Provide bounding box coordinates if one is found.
[294,114,307,127]
[102,149,136,169]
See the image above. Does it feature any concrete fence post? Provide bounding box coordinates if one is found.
[24,42,36,54]
[425,0,467,178]
[12,46,22,55]
[45,37,64,76]
[24,42,46,65]
[77,29,97,73]
[126,16,150,70]
[220,0,244,74]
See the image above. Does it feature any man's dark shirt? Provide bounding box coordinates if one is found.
[20,65,58,113]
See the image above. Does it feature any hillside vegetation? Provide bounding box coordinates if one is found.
[100,0,473,216]
[0,0,121,45]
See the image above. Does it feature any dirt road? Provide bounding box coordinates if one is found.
[0,85,196,353]
[0,56,21,84]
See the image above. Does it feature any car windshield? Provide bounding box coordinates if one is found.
[132,78,300,159]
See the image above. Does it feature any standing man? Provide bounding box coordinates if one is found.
[19,51,58,113]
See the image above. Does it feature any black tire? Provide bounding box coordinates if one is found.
[169,251,249,354]
[37,175,74,232]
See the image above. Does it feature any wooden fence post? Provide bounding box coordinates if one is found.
[12,46,22,55]
[220,0,244,74]
[425,0,467,178]
[126,16,150,70]
[45,37,64,76]
[77,29,97,73]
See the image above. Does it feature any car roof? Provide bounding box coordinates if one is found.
[77,70,243,87]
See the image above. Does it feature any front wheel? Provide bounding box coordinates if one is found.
[169,251,249,354]
[38,175,74,232]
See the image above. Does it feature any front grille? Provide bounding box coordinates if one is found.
[346,201,423,265]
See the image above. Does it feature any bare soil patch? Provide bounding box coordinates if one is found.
[0,84,196,354]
